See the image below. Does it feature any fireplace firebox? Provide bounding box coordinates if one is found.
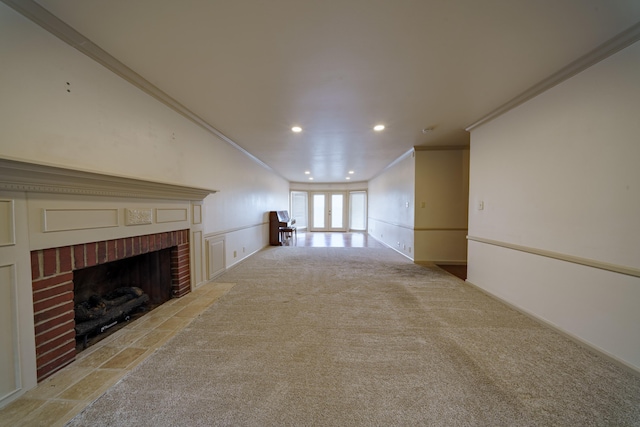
[73,248,174,348]
[31,230,190,381]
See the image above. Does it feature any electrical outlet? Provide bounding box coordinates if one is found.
[233,250,237,258]
[478,200,484,210]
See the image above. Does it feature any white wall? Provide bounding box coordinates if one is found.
[0,3,289,265]
[468,40,640,371]
[368,148,470,262]
[414,149,469,263]
[368,151,415,258]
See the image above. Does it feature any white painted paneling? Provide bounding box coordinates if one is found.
[192,203,202,225]
[0,192,36,409]
[0,264,19,402]
[191,230,203,286]
[207,238,225,280]
[43,208,119,232]
[0,200,15,246]
[28,194,192,250]
[156,208,188,223]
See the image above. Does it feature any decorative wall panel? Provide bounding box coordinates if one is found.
[192,203,202,225]
[0,200,16,246]
[125,208,152,226]
[192,230,203,285]
[43,208,119,232]
[156,208,188,223]
[207,238,225,280]
[0,264,19,402]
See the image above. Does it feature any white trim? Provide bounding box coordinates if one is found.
[466,21,640,131]
[467,235,640,278]
[0,158,217,201]
[204,222,267,239]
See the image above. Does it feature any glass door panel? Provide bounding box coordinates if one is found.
[349,191,367,231]
[331,194,343,229]
[312,194,325,229]
[290,191,308,229]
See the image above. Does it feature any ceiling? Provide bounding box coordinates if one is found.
[22,1,640,182]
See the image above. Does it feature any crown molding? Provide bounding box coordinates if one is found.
[466,21,640,132]
[0,0,279,178]
[0,158,217,201]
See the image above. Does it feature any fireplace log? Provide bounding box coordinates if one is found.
[75,288,149,344]
[74,296,107,322]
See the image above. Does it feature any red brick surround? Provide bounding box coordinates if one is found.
[30,230,190,381]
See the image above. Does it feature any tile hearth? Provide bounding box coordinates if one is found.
[0,282,235,427]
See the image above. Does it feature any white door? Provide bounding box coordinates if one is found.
[310,192,347,232]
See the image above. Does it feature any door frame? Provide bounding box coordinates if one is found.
[309,192,348,232]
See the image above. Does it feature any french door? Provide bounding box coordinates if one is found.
[310,192,347,232]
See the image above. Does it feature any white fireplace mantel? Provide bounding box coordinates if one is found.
[0,157,218,200]
[0,157,217,408]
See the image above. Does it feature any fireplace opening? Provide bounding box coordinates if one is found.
[32,230,190,381]
[73,248,172,350]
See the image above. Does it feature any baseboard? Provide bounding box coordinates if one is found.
[198,245,266,284]
[416,260,467,265]
[368,234,414,261]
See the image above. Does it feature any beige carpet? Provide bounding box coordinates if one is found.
[67,247,640,426]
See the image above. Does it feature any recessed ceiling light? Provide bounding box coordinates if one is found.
[309,177,314,180]
[304,171,310,175]
[346,177,351,180]
[348,170,355,174]
[374,124,385,131]
[292,126,302,133]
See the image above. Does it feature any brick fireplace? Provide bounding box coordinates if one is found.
[30,230,190,381]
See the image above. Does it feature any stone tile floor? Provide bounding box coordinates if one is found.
[0,282,235,427]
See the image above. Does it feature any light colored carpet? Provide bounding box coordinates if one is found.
[67,247,640,426]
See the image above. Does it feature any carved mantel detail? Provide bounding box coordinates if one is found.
[125,208,153,225]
